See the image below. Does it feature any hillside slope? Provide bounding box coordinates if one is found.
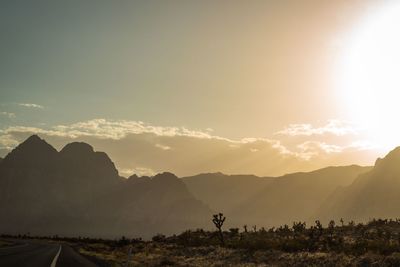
[317,147,400,223]
[182,172,274,213]
[229,165,372,227]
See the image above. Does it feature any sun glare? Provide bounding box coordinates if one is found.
[338,3,400,150]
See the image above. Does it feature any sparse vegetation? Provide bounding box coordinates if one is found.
[5,218,400,266]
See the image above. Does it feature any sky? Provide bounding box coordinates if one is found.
[0,0,397,177]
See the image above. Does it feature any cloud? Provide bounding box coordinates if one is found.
[52,119,215,140]
[297,141,344,160]
[155,144,171,150]
[276,120,358,137]
[119,167,156,177]
[0,118,379,177]
[0,112,16,118]
[18,103,44,109]
[0,134,20,149]
[294,140,378,162]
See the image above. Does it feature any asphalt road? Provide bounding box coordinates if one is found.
[0,240,97,267]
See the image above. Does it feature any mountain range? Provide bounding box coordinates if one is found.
[317,147,400,223]
[182,165,371,228]
[0,135,399,238]
[0,135,210,238]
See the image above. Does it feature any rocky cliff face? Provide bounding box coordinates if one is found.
[0,135,211,238]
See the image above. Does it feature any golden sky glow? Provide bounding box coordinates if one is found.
[1,0,398,176]
[337,1,400,150]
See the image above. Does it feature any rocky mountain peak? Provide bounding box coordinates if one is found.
[3,135,58,166]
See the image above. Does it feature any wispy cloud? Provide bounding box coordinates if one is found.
[0,134,20,149]
[0,118,379,176]
[155,144,171,151]
[0,112,16,118]
[276,120,358,137]
[297,141,344,160]
[295,140,377,161]
[52,119,214,140]
[119,167,156,177]
[18,103,44,109]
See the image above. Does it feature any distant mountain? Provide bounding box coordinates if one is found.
[1,135,388,238]
[0,135,211,238]
[93,172,211,238]
[228,165,372,227]
[182,166,371,228]
[182,173,274,213]
[317,147,400,223]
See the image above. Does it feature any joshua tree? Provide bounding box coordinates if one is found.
[212,213,226,245]
[315,220,323,237]
[328,220,336,239]
[292,221,306,235]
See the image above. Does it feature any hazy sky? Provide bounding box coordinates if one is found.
[1,0,396,177]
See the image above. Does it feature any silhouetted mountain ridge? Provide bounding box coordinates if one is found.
[95,171,210,237]
[373,146,400,172]
[183,165,372,228]
[0,135,211,238]
[182,173,275,213]
[317,146,400,223]
[230,165,371,227]
[60,142,95,155]
[2,135,58,168]
[3,135,400,238]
